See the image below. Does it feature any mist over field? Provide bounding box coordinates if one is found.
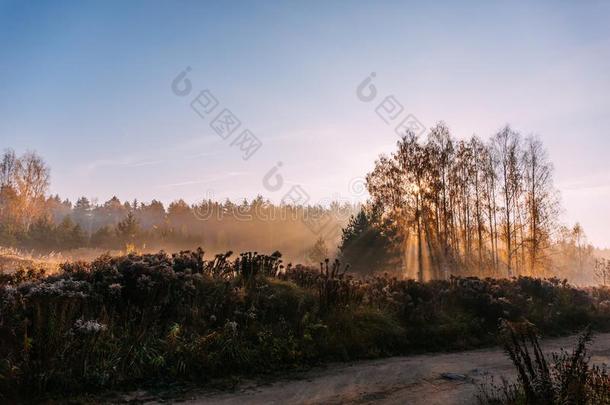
[1,126,608,286]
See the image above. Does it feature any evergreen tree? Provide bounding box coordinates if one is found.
[91,225,115,248]
[338,207,399,274]
[307,237,329,264]
[116,211,139,243]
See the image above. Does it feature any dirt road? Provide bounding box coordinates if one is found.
[176,333,610,405]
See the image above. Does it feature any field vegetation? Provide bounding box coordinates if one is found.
[1,249,609,400]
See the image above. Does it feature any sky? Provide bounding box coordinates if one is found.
[1,1,610,247]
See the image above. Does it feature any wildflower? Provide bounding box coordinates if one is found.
[109,283,122,291]
[136,274,154,290]
[23,278,89,298]
[225,320,238,334]
[73,319,107,335]
[1,285,19,306]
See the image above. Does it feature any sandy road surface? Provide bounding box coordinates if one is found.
[173,333,610,405]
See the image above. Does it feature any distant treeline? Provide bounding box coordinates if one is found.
[0,149,358,262]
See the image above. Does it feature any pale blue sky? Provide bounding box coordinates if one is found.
[1,1,610,246]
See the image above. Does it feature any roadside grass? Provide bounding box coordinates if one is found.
[478,322,610,404]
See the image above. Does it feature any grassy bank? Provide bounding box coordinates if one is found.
[1,249,609,400]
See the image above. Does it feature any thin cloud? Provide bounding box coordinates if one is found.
[84,148,224,172]
[158,171,249,188]
[559,173,610,192]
